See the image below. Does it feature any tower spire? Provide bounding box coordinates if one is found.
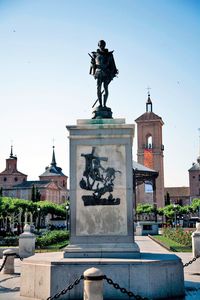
[146,88,153,112]
[10,145,14,158]
[51,146,57,166]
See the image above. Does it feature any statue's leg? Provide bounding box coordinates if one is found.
[103,82,108,107]
[97,78,102,107]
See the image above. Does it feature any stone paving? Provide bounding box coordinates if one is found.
[0,236,199,299]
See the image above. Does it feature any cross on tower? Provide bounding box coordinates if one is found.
[146,86,151,97]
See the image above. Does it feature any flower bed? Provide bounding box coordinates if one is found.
[163,227,192,248]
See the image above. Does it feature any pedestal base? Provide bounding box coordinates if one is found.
[20,253,185,300]
[64,242,140,258]
[92,106,113,119]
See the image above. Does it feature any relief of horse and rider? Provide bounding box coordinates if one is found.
[79,147,121,206]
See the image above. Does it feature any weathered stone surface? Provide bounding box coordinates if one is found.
[84,268,104,300]
[192,222,200,258]
[19,224,36,258]
[1,248,15,274]
[64,118,139,257]
[20,253,184,300]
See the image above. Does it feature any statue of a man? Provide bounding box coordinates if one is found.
[89,40,118,107]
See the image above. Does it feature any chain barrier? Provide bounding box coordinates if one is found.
[46,273,149,300]
[183,255,200,268]
[15,253,24,261]
[46,275,84,300]
[104,275,150,300]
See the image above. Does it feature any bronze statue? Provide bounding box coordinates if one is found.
[89,40,118,108]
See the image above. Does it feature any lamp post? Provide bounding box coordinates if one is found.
[66,204,70,231]
[173,204,177,228]
[37,207,41,233]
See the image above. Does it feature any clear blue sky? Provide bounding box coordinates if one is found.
[0,0,199,187]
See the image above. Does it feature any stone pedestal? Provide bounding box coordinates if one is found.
[92,106,113,119]
[135,224,142,236]
[192,222,200,258]
[19,224,36,258]
[64,118,140,258]
[20,118,184,300]
[20,253,184,300]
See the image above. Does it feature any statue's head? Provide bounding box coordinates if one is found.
[98,40,106,50]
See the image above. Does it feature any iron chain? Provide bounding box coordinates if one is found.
[46,275,84,300]
[183,255,200,268]
[15,253,24,261]
[104,275,150,300]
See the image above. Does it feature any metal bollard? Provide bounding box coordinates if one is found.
[2,249,16,274]
[84,267,104,300]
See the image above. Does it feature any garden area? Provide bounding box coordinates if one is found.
[136,199,200,252]
[0,197,70,251]
[151,227,193,252]
[136,199,200,227]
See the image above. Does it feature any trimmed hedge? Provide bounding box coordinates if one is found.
[36,230,69,248]
[0,236,19,246]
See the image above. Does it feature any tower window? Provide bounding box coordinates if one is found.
[199,175,200,181]
[14,177,18,182]
[193,176,196,179]
[3,177,7,182]
[146,135,152,149]
[145,183,153,193]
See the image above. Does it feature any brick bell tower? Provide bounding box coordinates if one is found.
[135,93,165,207]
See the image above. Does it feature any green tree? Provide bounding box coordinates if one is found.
[35,188,41,201]
[165,192,170,206]
[31,185,36,202]
[191,198,200,214]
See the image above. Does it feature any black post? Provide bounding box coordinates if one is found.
[37,207,41,233]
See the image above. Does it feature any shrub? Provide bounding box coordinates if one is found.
[36,230,69,248]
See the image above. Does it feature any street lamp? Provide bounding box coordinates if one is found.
[37,207,41,233]
[173,204,177,228]
[66,204,70,231]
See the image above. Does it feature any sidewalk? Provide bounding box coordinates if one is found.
[0,236,199,299]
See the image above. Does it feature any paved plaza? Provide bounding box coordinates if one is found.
[0,236,199,300]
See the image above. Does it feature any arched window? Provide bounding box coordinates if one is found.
[146,135,152,149]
